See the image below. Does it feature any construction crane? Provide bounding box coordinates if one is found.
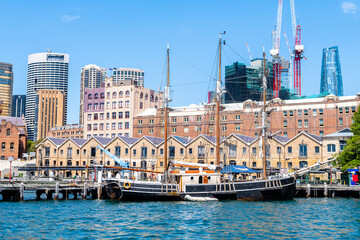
[246,43,253,61]
[270,0,283,99]
[96,145,129,168]
[271,0,304,97]
[290,0,304,96]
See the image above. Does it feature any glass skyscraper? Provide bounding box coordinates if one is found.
[0,62,13,116]
[26,51,69,141]
[320,46,343,96]
[12,95,26,117]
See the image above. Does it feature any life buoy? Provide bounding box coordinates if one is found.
[204,176,208,184]
[124,182,131,189]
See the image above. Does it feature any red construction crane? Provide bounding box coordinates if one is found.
[271,0,304,97]
[293,25,304,95]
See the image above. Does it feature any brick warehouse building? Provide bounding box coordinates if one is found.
[133,94,360,139]
[0,116,27,160]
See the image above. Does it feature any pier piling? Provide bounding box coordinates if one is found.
[20,183,24,201]
[83,182,88,199]
[324,184,328,197]
[54,182,59,200]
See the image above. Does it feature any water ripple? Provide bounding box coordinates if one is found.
[0,198,359,239]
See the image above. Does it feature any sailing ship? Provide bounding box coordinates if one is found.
[104,35,296,201]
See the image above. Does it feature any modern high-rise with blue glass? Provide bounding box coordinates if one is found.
[26,51,69,141]
[320,46,343,96]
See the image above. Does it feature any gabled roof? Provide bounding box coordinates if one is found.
[132,136,164,147]
[47,137,67,146]
[0,116,25,126]
[286,131,322,145]
[171,135,192,145]
[69,137,87,147]
[231,134,257,144]
[202,134,216,144]
[272,134,290,143]
[144,136,164,146]
[306,132,323,142]
[324,128,353,138]
[36,137,66,148]
[118,136,138,145]
[188,134,218,146]
[93,136,113,146]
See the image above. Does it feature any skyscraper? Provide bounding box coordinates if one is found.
[11,95,26,117]
[0,62,13,116]
[112,68,144,87]
[79,64,106,124]
[26,51,69,141]
[320,46,343,96]
[35,89,65,139]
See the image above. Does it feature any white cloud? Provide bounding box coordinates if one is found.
[341,2,357,14]
[61,15,80,23]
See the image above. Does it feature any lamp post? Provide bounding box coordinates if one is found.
[8,156,14,181]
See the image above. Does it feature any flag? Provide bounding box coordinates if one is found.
[109,68,113,70]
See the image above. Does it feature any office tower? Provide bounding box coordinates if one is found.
[320,46,343,96]
[224,59,274,103]
[26,51,69,141]
[79,64,106,125]
[112,68,144,87]
[35,89,65,140]
[11,95,26,117]
[0,62,14,116]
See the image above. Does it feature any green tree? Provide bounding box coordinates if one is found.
[26,138,44,153]
[336,107,360,171]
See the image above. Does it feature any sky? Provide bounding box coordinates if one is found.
[1,0,359,124]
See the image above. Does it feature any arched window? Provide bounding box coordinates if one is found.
[155,97,158,102]
[6,129,10,136]
[113,92,117,98]
[94,93,99,99]
[125,91,130,97]
[140,92,143,99]
[88,94,92,100]
[119,91,124,98]
[145,94,148,100]
[100,93,105,99]
[150,95,154,102]
[229,160,236,165]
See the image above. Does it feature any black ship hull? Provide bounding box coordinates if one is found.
[105,176,295,201]
[183,176,296,201]
[105,179,181,201]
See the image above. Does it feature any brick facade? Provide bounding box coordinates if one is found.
[0,117,27,160]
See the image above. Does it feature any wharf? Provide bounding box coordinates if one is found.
[296,184,360,198]
[0,180,105,201]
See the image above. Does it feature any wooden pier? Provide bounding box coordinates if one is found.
[0,180,107,201]
[296,184,360,198]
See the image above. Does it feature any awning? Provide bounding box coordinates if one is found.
[221,165,261,174]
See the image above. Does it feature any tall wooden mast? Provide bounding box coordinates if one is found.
[262,49,268,179]
[164,43,170,181]
[216,32,224,166]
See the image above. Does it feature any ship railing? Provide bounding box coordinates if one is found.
[265,178,282,189]
[161,182,179,193]
[216,181,236,192]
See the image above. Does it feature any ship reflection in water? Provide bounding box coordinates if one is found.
[0,198,359,239]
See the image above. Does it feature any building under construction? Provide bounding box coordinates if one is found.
[224,59,293,103]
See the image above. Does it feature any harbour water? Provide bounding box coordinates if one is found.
[1,198,359,239]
